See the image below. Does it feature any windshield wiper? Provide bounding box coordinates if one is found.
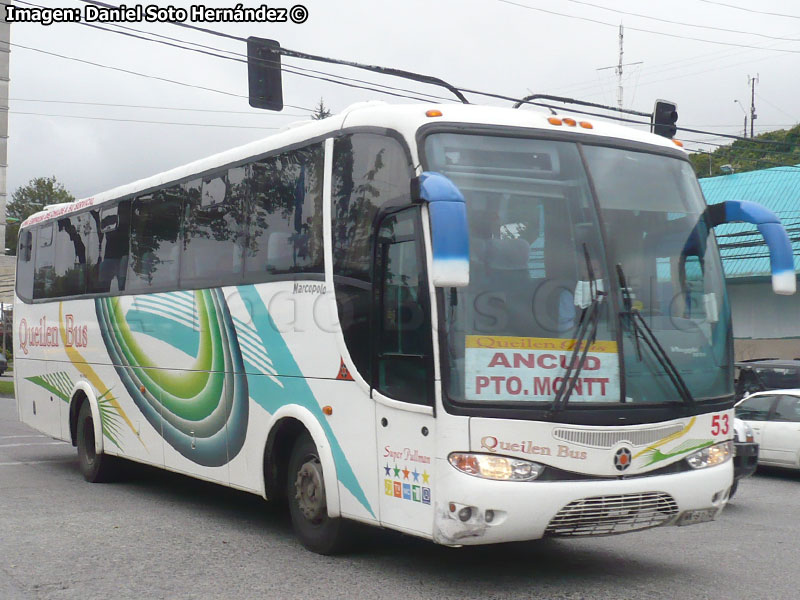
[615,264,694,406]
[549,245,605,415]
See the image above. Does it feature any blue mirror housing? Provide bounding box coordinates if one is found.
[708,200,796,295]
[413,172,470,287]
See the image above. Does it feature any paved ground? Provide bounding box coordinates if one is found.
[1,392,799,600]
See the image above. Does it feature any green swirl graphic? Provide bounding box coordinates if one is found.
[95,289,248,466]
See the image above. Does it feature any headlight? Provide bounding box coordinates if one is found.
[685,441,733,470]
[448,452,544,481]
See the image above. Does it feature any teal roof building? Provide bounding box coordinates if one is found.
[699,166,800,358]
[700,166,800,279]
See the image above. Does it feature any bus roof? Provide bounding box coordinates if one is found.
[21,101,683,228]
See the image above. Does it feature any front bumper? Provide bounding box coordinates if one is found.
[433,458,732,545]
[733,441,759,481]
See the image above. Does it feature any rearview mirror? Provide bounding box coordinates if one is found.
[411,171,470,287]
[706,200,796,295]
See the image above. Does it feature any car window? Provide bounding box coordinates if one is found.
[772,396,800,423]
[735,395,776,421]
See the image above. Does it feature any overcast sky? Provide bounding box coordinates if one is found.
[7,0,800,200]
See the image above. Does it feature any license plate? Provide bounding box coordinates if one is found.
[676,508,718,526]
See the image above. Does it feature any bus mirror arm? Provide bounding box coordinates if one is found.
[412,172,470,288]
[706,200,796,295]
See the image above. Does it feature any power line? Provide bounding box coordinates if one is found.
[9,97,309,117]
[3,40,315,110]
[10,111,282,130]
[494,0,800,53]
[74,0,469,103]
[17,0,442,104]
[697,0,800,20]
[562,0,800,42]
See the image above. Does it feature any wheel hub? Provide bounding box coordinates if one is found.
[294,458,326,522]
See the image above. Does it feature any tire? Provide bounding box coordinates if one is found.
[76,401,117,483]
[729,480,739,500]
[287,433,352,555]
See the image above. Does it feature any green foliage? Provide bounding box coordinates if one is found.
[311,98,332,120]
[0,380,13,396]
[5,176,75,255]
[689,124,800,178]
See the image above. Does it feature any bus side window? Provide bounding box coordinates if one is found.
[33,223,55,300]
[128,189,184,292]
[53,213,89,297]
[16,229,35,302]
[181,167,246,288]
[88,201,131,294]
[331,133,413,380]
[373,208,432,404]
[245,143,324,280]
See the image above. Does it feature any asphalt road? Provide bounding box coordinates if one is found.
[1,393,799,600]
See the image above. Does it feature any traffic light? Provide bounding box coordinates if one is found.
[652,100,678,139]
[247,37,283,111]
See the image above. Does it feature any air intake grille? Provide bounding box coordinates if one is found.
[552,425,685,449]
[545,492,678,537]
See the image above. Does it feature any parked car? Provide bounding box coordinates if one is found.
[735,359,800,399]
[0,354,7,376]
[731,417,758,499]
[734,390,800,472]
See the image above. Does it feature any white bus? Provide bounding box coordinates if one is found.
[14,102,795,553]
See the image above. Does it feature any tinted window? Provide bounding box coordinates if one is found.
[736,395,776,421]
[182,167,246,287]
[773,396,800,423]
[332,134,411,378]
[245,143,324,279]
[52,213,89,297]
[128,189,183,291]
[375,209,432,403]
[88,201,132,294]
[16,229,35,301]
[33,223,55,299]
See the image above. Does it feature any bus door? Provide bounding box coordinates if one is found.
[372,207,436,535]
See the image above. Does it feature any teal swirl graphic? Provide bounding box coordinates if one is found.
[95,289,248,467]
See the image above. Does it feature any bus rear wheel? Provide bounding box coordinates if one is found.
[287,433,352,555]
[76,401,117,483]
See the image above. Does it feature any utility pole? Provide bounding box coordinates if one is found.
[734,99,748,138]
[748,74,759,138]
[597,24,642,112]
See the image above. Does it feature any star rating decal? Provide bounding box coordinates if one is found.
[380,462,432,505]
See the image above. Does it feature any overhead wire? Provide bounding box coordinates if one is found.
[697,0,800,20]
[561,0,800,42]
[8,98,310,117]
[10,110,283,129]
[15,0,443,104]
[493,0,800,53]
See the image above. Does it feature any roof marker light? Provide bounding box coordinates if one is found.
[547,117,563,126]
[673,139,684,147]
[563,118,577,127]
[579,121,593,129]
[426,109,443,118]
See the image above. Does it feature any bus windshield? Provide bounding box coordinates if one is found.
[422,132,732,410]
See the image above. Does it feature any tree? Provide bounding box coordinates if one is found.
[688,124,800,178]
[311,98,332,120]
[5,176,75,255]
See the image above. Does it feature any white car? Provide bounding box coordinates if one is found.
[735,390,800,469]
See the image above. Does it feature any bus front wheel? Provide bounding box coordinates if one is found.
[287,433,352,554]
[76,401,117,483]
